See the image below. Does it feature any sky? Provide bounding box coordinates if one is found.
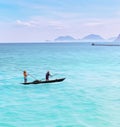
[0,0,120,42]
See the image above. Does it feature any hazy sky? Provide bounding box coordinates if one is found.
[0,0,120,42]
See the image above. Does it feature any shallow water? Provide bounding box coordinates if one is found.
[0,43,120,127]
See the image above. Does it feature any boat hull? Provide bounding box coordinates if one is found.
[21,78,65,85]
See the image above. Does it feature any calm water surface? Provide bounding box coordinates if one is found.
[0,43,120,127]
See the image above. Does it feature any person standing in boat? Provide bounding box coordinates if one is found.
[46,71,51,81]
[23,70,28,83]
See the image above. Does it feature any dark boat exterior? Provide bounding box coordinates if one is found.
[91,43,120,46]
[22,78,65,85]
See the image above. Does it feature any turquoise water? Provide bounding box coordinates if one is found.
[0,43,120,127]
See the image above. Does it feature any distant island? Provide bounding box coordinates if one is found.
[54,36,76,42]
[53,34,120,42]
[81,34,104,42]
[114,34,120,42]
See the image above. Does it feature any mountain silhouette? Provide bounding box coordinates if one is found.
[81,34,104,42]
[114,34,120,42]
[54,36,76,41]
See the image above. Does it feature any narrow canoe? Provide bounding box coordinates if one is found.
[21,78,65,85]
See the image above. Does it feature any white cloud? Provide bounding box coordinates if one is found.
[16,20,34,27]
[84,22,103,27]
[1,17,120,42]
[15,17,66,31]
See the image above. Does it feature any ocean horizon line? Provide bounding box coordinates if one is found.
[0,41,118,44]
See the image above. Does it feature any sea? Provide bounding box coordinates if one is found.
[0,42,120,127]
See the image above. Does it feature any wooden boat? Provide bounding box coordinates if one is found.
[21,78,65,85]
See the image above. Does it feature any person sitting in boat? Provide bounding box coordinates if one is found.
[46,71,51,81]
[23,70,28,83]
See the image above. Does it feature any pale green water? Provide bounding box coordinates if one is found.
[0,43,120,127]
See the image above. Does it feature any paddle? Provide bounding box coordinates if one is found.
[27,73,37,80]
[50,73,59,77]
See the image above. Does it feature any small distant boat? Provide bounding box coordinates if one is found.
[21,78,65,85]
[91,43,120,46]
